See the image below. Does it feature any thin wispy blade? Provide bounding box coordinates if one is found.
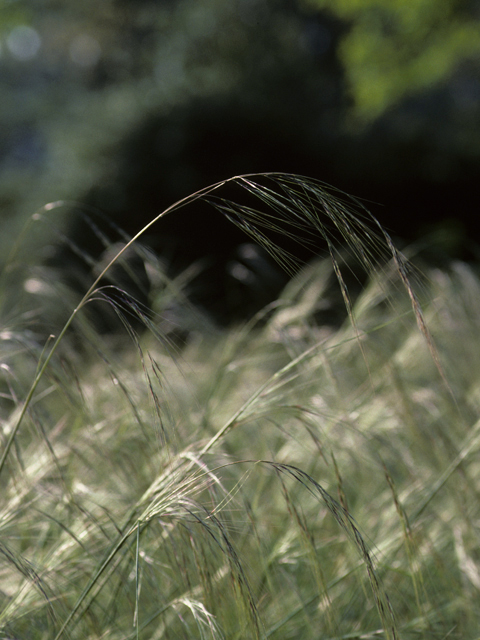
[262,461,399,640]
[383,229,454,399]
[212,174,449,392]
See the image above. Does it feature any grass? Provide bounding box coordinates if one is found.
[1,173,480,639]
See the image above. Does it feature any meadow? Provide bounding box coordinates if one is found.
[1,174,479,639]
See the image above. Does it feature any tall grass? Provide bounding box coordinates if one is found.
[1,173,479,639]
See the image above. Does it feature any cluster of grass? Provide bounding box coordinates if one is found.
[1,174,480,639]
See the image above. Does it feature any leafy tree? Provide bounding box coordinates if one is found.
[304,0,480,123]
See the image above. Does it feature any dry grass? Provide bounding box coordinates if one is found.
[1,174,479,639]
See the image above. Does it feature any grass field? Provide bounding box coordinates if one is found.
[1,174,479,639]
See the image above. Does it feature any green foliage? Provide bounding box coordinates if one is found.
[2,174,480,638]
[305,0,480,122]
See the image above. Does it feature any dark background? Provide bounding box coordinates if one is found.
[1,0,480,323]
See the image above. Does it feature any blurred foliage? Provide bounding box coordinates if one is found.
[0,0,339,254]
[0,0,479,271]
[304,0,480,123]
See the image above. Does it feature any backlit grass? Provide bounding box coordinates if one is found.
[1,174,479,639]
